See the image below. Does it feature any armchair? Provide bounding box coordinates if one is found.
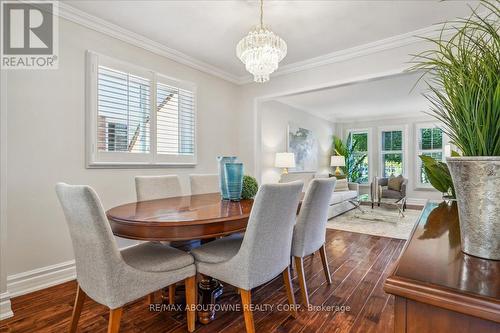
[370,176,408,210]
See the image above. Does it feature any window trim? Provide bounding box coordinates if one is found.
[415,122,447,189]
[86,51,197,168]
[346,128,372,185]
[378,125,408,178]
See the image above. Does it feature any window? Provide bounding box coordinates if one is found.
[349,131,369,184]
[87,51,196,167]
[381,130,404,177]
[417,125,444,186]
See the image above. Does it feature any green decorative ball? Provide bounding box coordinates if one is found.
[241,175,259,199]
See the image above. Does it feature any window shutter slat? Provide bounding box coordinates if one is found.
[97,65,151,153]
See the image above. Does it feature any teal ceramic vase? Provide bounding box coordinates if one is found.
[224,162,244,201]
[217,156,238,200]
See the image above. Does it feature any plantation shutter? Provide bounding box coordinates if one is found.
[87,51,197,167]
[156,83,195,156]
[97,66,151,154]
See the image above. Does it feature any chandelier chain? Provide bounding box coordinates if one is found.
[260,0,264,29]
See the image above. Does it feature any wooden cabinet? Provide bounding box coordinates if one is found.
[384,202,500,333]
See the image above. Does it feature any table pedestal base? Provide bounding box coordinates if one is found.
[198,275,223,324]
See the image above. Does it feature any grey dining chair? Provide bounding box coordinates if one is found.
[135,174,182,303]
[135,175,182,202]
[292,178,336,307]
[190,181,304,333]
[55,183,197,333]
[190,174,219,195]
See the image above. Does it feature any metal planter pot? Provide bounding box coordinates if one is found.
[446,157,500,260]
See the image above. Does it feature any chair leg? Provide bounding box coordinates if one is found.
[239,289,255,333]
[293,256,309,308]
[168,284,176,305]
[148,292,155,304]
[282,266,298,318]
[107,308,123,333]
[319,244,332,284]
[185,276,197,333]
[69,284,86,333]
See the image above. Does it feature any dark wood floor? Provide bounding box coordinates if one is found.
[0,230,405,333]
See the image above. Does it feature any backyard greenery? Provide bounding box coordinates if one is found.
[411,0,500,156]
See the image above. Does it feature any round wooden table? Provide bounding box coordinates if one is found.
[106,192,254,324]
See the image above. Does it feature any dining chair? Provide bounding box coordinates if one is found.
[190,174,219,195]
[55,183,197,333]
[135,175,182,201]
[190,181,304,333]
[291,178,336,307]
[135,174,182,303]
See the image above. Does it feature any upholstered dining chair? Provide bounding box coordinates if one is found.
[190,174,219,195]
[135,174,182,304]
[190,181,304,333]
[291,178,337,307]
[135,175,182,201]
[55,183,197,333]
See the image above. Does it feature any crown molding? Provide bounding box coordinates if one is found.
[57,2,242,84]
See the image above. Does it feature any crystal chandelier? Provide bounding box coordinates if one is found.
[236,0,287,83]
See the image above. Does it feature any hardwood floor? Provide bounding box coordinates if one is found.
[0,230,405,333]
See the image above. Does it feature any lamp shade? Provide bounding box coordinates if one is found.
[330,155,346,167]
[275,152,296,168]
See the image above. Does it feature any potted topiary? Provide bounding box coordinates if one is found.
[241,175,259,200]
[412,1,499,260]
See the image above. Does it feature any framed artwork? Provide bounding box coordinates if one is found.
[287,123,318,171]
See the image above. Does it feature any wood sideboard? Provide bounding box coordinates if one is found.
[384,201,500,333]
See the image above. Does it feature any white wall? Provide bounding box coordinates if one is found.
[338,116,442,202]
[4,17,239,279]
[260,101,335,184]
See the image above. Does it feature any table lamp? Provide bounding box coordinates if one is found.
[330,155,345,176]
[275,152,295,174]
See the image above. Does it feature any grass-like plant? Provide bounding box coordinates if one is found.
[411,0,499,156]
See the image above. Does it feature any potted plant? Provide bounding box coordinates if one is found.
[332,134,367,183]
[412,1,499,260]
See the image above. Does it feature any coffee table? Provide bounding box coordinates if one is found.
[357,194,407,217]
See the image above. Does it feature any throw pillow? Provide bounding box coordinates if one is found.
[334,179,349,192]
[388,175,403,191]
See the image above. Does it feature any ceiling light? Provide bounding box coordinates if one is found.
[236,0,287,83]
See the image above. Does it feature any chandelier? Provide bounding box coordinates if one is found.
[236,0,287,83]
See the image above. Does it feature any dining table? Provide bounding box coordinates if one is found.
[106,192,254,324]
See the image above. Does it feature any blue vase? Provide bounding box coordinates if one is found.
[217,156,238,200]
[224,162,244,201]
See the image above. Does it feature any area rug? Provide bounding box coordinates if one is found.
[327,206,422,240]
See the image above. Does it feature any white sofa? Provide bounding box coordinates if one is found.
[279,172,359,219]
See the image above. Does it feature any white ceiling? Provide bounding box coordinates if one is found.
[275,71,431,122]
[66,0,477,80]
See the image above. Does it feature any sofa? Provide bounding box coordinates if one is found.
[279,172,359,219]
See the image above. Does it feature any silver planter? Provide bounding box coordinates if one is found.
[446,157,500,260]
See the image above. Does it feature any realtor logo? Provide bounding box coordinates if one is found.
[1,1,58,69]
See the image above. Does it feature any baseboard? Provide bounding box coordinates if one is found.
[6,243,140,300]
[7,260,76,299]
[0,292,13,320]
